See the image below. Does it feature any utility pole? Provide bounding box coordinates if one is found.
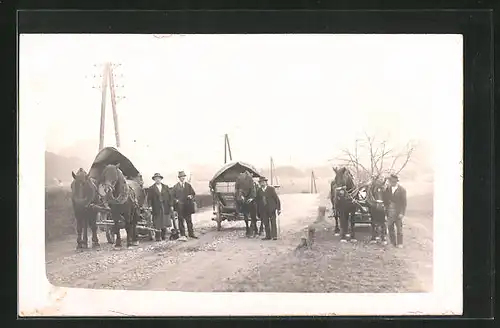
[98,63,110,151]
[270,157,274,186]
[224,134,232,164]
[90,62,125,152]
[108,64,121,148]
[311,171,317,194]
[354,139,359,183]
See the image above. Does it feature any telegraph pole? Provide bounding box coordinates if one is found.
[90,62,125,152]
[354,139,359,183]
[311,170,317,194]
[98,63,110,151]
[108,64,121,148]
[224,134,233,164]
[270,157,274,186]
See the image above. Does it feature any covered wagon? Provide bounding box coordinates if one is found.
[209,161,264,231]
[89,147,158,243]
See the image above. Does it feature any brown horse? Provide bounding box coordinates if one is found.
[235,171,258,237]
[99,164,140,248]
[71,168,100,250]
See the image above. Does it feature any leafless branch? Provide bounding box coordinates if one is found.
[333,133,416,183]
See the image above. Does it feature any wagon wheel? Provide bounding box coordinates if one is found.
[215,206,222,231]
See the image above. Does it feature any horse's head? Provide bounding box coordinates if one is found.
[235,171,254,203]
[71,168,95,205]
[100,163,124,197]
[367,175,385,210]
[334,167,353,188]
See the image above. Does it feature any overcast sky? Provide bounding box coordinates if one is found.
[20,34,462,178]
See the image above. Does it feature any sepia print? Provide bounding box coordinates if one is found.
[19,34,463,316]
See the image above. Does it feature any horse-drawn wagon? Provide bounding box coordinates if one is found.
[89,147,160,243]
[209,161,263,232]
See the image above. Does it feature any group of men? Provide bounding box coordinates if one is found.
[146,170,197,242]
[145,171,283,242]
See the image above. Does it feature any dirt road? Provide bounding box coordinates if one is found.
[46,192,433,293]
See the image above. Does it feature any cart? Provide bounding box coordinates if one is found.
[89,147,161,243]
[209,161,264,231]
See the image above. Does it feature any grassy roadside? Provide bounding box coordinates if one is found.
[217,192,433,293]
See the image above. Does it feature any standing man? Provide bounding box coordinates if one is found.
[172,171,198,240]
[383,174,407,248]
[147,173,174,241]
[256,176,281,241]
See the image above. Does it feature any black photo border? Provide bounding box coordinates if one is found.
[5,0,496,324]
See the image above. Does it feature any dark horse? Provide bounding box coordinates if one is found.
[235,171,259,237]
[366,176,388,244]
[71,168,100,250]
[99,164,141,248]
[332,167,358,242]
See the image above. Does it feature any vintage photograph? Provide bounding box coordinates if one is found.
[19,33,463,315]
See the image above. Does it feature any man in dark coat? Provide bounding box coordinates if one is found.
[256,176,281,240]
[383,174,407,248]
[172,171,198,240]
[147,173,174,241]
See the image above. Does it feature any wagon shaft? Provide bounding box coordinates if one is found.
[136,226,161,233]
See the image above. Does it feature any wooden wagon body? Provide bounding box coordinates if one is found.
[89,147,159,243]
[351,186,372,225]
[209,161,263,231]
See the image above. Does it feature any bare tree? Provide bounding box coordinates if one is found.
[331,132,416,185]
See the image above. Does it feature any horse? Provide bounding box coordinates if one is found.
[98,163,141,248]
[235,171,259,237]
[366,176,388,244]
[332,167,359,242]
[70,168,101,250]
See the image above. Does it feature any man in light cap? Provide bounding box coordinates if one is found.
[172,171,197,240]
[147,173,174,241]
[383,174,407,248]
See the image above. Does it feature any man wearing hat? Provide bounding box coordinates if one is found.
[147,173,174,241]
[172,171,198,240]
[383,174,407,248]
[256,176,281,240]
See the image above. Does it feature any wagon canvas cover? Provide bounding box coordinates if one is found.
[89,147,141,180]
[209,161,263,188]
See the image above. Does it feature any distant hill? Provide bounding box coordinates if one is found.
[57,139,100,165]
[45,151,88,186]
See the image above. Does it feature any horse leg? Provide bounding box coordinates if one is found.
[82,213,89,249]
[126,204,138,247]
[334,211,340,236]
[250,204,258,237]
[339,209,348,242]
[75,212,83,250]
[350,211,357,242]
[113,211,123,248]
[130,212,139,246]
[91,211,100,248]
[244,215,250,237]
